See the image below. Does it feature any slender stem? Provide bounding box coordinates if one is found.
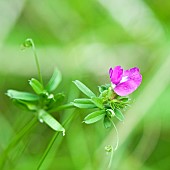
[107,118,119,169]
[110,119,119,151]
[37,131,60,170]
[28,38,43,85]
[48,103,75,113]
[37,112,75,169]
[108,148,114,169]
[0,117,37,168]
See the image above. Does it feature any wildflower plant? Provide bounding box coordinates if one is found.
[2,38,142,169]
[6,39,66,135]
[73,65,142,130]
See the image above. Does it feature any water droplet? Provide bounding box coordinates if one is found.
[39,118,44,123]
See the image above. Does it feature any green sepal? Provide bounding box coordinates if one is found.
[47,93,65,110]
[120,98,129,102]
[73,80,96,98]
[103,115,112,129]
[83,110,105,124]
[38,110,65,134]
[91,97,104,109]
[29,78,44,94]
[114,108,124,121]
[98,84,110,93]
[46,68,62,92]
[6,90,39,101]
[110,102,115,110]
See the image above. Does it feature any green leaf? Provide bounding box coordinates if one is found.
[29,78,44,94]
[114,108,124,121]
[73,98,96,108]
[73,80,96,98]
[46,68,62,92]
[74,98,93,104]
[6,90,39,101]
[38,110,65,134]
[91,97,104,109]
[73,103,96,109]
[103,116,112,129]
[84,110,105,124]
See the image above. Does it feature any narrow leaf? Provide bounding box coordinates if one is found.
[91,97,104,109]
[6,90,39,101]
[74,98,93,104]
[84,110,105,124]
[46,68,62,92]
[73,80,96,98]
[29,78,44,94]
[38,110,65,133]
[73,103,96,109]
[114,108,124,121]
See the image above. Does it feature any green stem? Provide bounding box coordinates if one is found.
[108,147,114,169]
[48,103,75,113]
[37,112,75,169]
[37,131,60,170]
[28,38,43,85]
[0,117,37,168]
[107,118,119,169]
[109,118,119,151]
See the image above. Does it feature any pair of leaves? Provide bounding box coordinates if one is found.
[7,68,62,102]
[73,80,104,109]
[29,68,62,95]
[72,80,105,124]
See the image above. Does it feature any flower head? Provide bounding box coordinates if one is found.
[109,66,142,96]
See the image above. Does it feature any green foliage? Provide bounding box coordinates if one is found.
[29,78,44,94]
[46,68,62,92]
[83,110,105,124]
[7,68,66,133]
[38,110,65,134]
[6,90,39,101]
[114,108,124,121]
[73,80,96,98]
[103,115,112,129]
[73,81,129,127]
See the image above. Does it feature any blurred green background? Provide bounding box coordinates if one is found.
[0,0,170,169]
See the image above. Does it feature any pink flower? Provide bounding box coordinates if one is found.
[109,66,142,96]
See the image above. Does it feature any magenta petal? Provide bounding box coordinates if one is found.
[114,67,142,96]
[114,80,138,96]
[109,66,123,85]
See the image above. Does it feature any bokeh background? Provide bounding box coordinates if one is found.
[0,0,170,169]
